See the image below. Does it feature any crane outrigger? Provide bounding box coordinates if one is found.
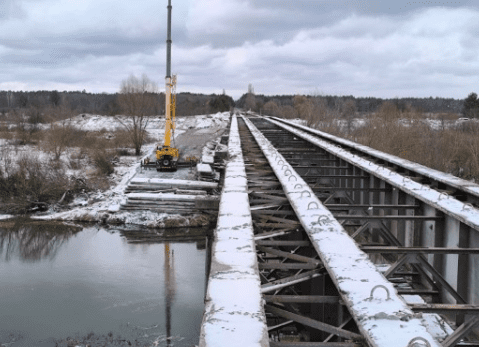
[156,0,179,171]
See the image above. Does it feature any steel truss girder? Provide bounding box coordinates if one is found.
[325,204,419,210]
[257,246,322,265]
[245,116,443,347]
[264,295,340,304]
[257,240,312,247]
[271,116,479,209]
[442,315,479,347]
[410,304,479,314]
[265,305,363,341]
[240,117,358,343]
[361,246,479,254]
[334,215,443,220]
[246,116,479,346]
[352,218,466,305]
[269,342,362,347]
[261,270,324,293]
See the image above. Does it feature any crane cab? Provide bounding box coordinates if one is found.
[156,145,179,171]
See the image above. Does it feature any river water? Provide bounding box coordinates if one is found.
[0,219,209,347]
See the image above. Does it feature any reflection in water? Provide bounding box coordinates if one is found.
[0,219,81,262]
[0,222,208,346]
[165,243,175,347]
[118,226,207,346]
[118,226,210,246]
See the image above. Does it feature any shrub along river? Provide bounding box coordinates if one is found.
[0,219,209,347]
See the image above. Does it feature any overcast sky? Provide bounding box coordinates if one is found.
[0,0,478,100]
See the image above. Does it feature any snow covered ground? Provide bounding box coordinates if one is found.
[332,115,478,132]
[66,112,230,139]
[0,112,231,226]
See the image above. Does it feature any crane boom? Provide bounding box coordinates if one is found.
[163,75,176,148]
[156,0,179,171]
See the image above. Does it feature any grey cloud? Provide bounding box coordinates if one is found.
[1,0,479,101]
[185,0,356,48]
[186,0,477,48]
[0,0,26,20]
[0,39,152,70]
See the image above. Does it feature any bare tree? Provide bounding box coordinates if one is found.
[341,99,357,135]
[294,95,314,120]
[43,121,73,160]
[116,74,159,155]
[244,93,257,112]
[281,105,297,119]
[263,100,281,117]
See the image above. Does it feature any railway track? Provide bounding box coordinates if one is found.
[201,112,479,347]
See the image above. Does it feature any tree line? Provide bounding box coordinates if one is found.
[0,89,235,116]
[236,93,467,115]
[3,87,477,118]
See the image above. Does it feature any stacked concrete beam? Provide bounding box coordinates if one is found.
[121,193,219,214]
[199,115,269,347]
[125,177,217,193]
[121,178,219,213]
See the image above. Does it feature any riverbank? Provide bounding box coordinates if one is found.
[0,112,230,228]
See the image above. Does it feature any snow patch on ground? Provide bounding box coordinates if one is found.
[65,112,230,139]
[2,112,232,226]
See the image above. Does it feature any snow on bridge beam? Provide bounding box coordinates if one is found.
[266,117,479,233]
[199,114,269,347]
[266,118,479,231]
[242,115,443,347]
[270,116,479,205]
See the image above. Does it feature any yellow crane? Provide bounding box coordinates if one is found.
[156,0,179,171]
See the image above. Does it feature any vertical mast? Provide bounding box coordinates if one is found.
[166,0,172,78]
[164,0,174,147]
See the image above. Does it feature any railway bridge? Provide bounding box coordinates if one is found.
[199,112,479,347]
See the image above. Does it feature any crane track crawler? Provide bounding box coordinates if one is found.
[156,145,178,171]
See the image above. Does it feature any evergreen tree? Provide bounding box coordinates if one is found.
[462,92,479,118]
[50,90,61,106]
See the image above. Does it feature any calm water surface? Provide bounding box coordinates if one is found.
[0,220,208,347]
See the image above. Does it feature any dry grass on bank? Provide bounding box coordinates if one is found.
[0,154,82,213]
[271,98,479,181]
[349,108,479,180]
[0,120,141,213]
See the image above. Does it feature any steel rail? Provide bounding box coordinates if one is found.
[242,115,442,347]
[269,116,479,206]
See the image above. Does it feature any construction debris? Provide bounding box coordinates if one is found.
[197,163,216,181]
